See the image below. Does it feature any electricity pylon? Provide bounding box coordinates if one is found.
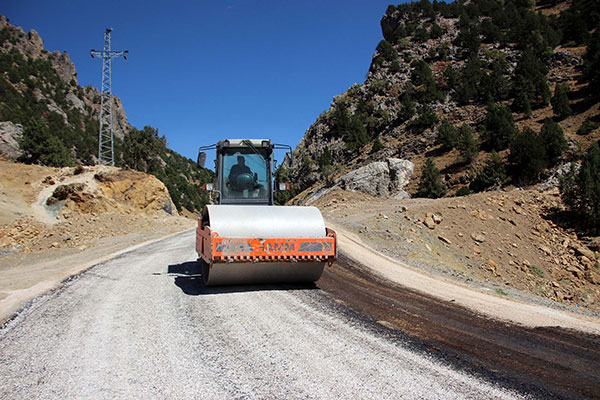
[91,28,128,166]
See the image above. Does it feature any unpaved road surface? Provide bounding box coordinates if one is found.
[0,230,529,399]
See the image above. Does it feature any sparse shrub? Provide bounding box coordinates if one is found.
[577,120,599,136]
[455,186,471,196]
[528,265,545,278]
[408,105,439,132]
[390,60,401,74]
[371,139,384,153]
[417,158,446,198]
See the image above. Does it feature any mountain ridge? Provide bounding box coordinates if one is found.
[290,0,599,202]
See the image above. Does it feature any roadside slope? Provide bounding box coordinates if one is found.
[331,222,600,334]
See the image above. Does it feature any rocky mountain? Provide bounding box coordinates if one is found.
[291,0,600,204]
[0,15,129,162]
[0,15,211,213]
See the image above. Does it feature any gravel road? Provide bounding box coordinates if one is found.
[0,230,527,399]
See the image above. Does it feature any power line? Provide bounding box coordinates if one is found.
[90,28,128,166]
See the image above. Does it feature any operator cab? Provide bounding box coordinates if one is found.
[221,142,270,204]
[198,139,293,206]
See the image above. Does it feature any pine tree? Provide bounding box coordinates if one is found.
[509,127,547,184]
[540,118,567,164]
[19,117,74,167]
[551,83,572,119]
[583,30,600,88]
[471,151,507,192]
[481,103,517,151]
[561,143,600,230]
[436,119,459,150]
[512,49,551,110]
[376,40,397,62]
[417,158,447,198]
[457,124,479,164]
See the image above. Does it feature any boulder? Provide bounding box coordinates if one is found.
[0,121,23,160]
[338,158,414,198]
[339,161,390,197]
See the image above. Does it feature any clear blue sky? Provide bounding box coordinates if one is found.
[3,0,401,161]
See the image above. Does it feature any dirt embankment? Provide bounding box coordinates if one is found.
[0,159,195,322]
[314,188,600,315]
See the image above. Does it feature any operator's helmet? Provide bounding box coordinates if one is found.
[236,172,254,189]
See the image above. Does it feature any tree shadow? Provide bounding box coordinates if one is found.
[440,160,468,176]
[541,207,598,237]
[167,261,319,295]
[425,146,447,158]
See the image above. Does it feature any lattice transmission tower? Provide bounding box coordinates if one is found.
[90,28,128,166]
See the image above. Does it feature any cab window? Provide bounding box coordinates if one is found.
[222,149,269,201]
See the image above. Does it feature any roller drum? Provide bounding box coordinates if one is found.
[201,205,329,286]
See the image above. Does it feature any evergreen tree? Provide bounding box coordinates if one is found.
[430,23,444,39]
[551,83,572,119]
[436,119,459,150]
[471,151,507,192]
[512,49,551,111]
[481,103,517,151]
[122,126,164,172]
[19,117,74,167]
[480,57,510,102]
[417,158,447,198]
[576,143,600,228]
[455,55,484,104]
[398,92,416,122]
[344,115,369,153]
[408,105,439,132]
[328,102,351,138]
[411,60,442,102]
[371,139,384,153]
[540,118,567,164]
[583,30,600,88]
[457,124,479,164]
[454,15,481,55]
[561,143,600,231]
[509,127,547,184]
[376,40,397,62]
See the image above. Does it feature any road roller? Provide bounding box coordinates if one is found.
[196,139,336,286]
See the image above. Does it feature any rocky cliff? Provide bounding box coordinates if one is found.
[291,0,600,200]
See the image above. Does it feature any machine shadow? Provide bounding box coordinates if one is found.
[167,261,319,295]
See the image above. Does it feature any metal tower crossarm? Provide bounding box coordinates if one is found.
[90,28,128,166]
